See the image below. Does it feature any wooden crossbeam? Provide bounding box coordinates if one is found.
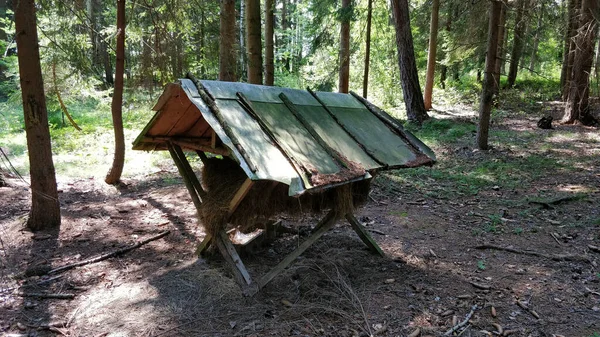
[257,210,337,290]
[172,144,207,199]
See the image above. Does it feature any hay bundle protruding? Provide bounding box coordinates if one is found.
[198,157,371,239]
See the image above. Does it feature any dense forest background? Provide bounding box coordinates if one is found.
[0,0,591,111]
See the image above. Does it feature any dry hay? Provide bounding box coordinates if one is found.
[198,157,371,238]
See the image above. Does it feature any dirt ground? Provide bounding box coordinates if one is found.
[1,108,600,337]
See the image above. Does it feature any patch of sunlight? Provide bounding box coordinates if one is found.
[72,280,161,337]
[557,184,597,193]
[546,132,581,143]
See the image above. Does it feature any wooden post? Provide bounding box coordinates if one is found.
[345,213,385,257]
[168,143,203,213]
[172,144,208,199]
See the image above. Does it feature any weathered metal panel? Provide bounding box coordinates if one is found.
[202,80,281,103]
[214,99,301,185]
[250,101,341,175]
[326,105,417,166]
[291,105,380,170]
[314,91,365,109]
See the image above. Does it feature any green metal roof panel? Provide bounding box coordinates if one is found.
[202,80,282,103]
[249,101,341,176]
[314,91,365,109]
[291,105,380,170]
[326,106,417,166]
[214,99,299,184]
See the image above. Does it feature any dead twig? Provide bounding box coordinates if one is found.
[550,232,562,245]
[516,300,540,319]
[48,231,170,275]
[475,244,591,263]
[589,245,600,253]
[469,281,491,290]
[367,229,386,235]
[444,305,478,336]
[17,292,75,299]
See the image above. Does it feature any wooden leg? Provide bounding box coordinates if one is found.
[345,213,385,257]
[257,210,337,290]
[195,234,213,256]
[168,143,203,212]
[172,144,207,199]
[214,230,258,295]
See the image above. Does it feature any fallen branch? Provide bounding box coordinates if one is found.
[368,229,386,235]
[48,231,170,275]
[528,194,586,209]
[18,292,75,299]
[475,244,591,263]
[516,300,540,319]
[589,245,600,253]
[444,305,477,335]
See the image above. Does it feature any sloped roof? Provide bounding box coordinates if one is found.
[133,78,435,195]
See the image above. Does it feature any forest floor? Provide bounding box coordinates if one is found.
[1,96,600,337]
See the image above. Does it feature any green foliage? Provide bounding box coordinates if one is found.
[476,260,486,270]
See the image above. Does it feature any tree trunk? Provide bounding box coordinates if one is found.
[493,3,506,95]
[362,0,373,98]
[105,0,126,184]
[239,0,246,77]
[338,0,351,93]
[265,0,275,85]
[563,0,598,123]
[0,0,8,87]
[281,0,290,71]
[439,1,453,90]
[101,40,114,86]
[14,0,61,230]
[219,0,237,81]
[563,0,582,99]
[477,0,502,150]
[507,0,528,87]
[246,0,263,84]
[423,0,440,110]
[391,0,429,124]
[529,2,544,71]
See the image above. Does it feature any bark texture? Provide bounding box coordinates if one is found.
[105,0,126,184]
[14,0,61,230]
[507,0,528,87]
[219,0,237,81]
[423,0,440,110]
[265,0,275,86]
[477,0,502,150]
[245,0,263,84]
[563,0,598,123]
[493,3,506,96]
[338,0,351,93]
[362,0,372,98]
[562,0,582,99]
[391,0,429,124]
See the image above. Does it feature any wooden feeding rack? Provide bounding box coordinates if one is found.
[133,75,436,295]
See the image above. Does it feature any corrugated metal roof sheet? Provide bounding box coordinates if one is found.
[133,77,435,195]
